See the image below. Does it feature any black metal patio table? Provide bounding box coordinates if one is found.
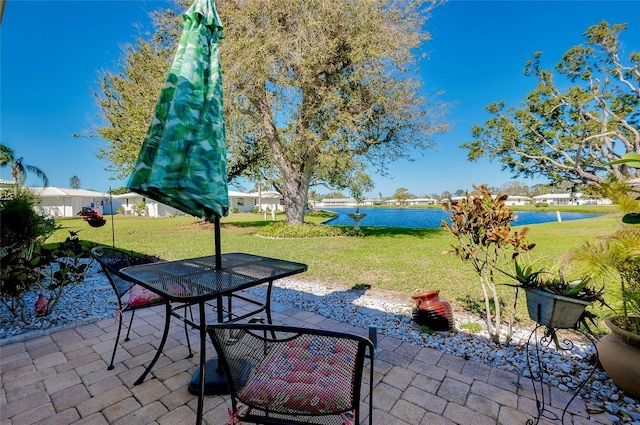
[120,252,308,425]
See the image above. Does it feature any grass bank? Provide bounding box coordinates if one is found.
[48,210,622,326]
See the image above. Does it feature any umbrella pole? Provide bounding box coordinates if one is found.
[109,188,115,248]
[214,215,222,269]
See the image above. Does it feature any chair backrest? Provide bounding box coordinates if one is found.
[90,246,134,299]
[207,323,374,425]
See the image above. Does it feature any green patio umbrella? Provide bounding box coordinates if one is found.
[127,0,228,221]
[127,2,230,414]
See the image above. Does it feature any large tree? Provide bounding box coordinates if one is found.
[94,0,446,224]
[218,0,446,224]
[463,22,639,189]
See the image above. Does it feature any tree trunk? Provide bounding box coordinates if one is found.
[281,170,310,225]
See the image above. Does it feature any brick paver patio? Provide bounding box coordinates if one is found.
[0,290,614,425]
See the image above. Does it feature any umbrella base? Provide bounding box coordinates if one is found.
[188,358,229,395]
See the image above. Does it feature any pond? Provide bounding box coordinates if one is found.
[323,207,603,229]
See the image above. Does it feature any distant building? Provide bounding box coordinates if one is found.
[532,193,611,206]
[26,186,285,218]
[532,193,575,205]
[505,195,531,206]
[316,198,358,208]
[407,198,439,206]
[29,187,110,217]
[112,192,184,217]
[247,190,284,212]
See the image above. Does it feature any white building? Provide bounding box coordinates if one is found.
[29,187,111,217]
[112,192,184,217]
[407,198,439,206]
[532,193,576,205]
[26,187,285,218]
[316,198,358,208]
[116,190,285,215]
[505,195,531,206]
[444,194,530,206]
[532,193,611,206]
[247,190,284,212]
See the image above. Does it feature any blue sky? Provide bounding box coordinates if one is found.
[1,0,639,197]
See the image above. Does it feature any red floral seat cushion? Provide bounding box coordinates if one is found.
[237,337,358,416]
[125,284,163,307]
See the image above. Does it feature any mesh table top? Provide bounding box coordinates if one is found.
[121,253,308,302]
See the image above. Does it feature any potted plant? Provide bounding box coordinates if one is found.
[575,153,640,398]
[574,226,640,398]
[504,259,605,330]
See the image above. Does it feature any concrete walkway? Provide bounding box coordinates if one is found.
[0,291,613,425]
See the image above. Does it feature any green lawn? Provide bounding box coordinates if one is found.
[49,210,623,325]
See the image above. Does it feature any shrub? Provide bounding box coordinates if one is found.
[0,191,94,320]
[1,231,93,320]
[132,202,148,216]
[0,191,58,320]
[0,190,55,249]
[38,232,93,314]
[256,222,356,238]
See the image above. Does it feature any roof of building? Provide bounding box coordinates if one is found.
[111,192,141,199]
[248,191,282,199]
[532,193,583,199]
[29,187,109,198]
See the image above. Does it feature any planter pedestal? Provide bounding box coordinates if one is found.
[525,290,598,424]
[525,324,599,424]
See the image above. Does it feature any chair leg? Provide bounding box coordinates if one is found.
[265,280,274,324]
[184,304,193,358]
[124,310,136,342]
[108,313,124,370]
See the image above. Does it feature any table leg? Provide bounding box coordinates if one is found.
[188,297,229,396]
[134,302,171,386]
[196,302,205,425]
[265,280,274,324]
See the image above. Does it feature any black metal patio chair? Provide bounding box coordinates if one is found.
[91,246,193,370]
[206,323,375,425]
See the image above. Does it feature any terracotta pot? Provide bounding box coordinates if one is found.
[525,288,591,329]
[597,316,640,399]
[411,290,453,331]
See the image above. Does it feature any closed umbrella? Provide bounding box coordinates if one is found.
[127,0,228,222]
[126,1,228,421]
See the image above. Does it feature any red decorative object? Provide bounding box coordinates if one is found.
[34,293,48,316]
[411,290,453,331]
[77,207,106,227]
